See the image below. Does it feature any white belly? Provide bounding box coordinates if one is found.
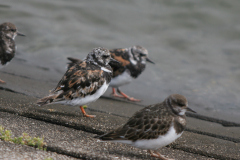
[110,70,133,87]
[133,124,182,150]
[57,81,109,106]
[111,123,182,150]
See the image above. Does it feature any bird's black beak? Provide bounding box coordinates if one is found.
[17,31,26,36]
[187,107,196,113]
[110,58,120,64]
[146,58,155,64]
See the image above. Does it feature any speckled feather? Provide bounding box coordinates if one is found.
[97,94,188,142]
[0,33,15,65]
[67,46,148,79]
[37,48,113,106]
[109,47,146,78]
[67,57,82,69]
[0,23,18,66]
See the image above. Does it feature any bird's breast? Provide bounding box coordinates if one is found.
[132,124,183,150]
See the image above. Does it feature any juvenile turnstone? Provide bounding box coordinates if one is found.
[0,22,25,83]
[96,94,196,160]
[68,45,154,102]
[37,47,118,118]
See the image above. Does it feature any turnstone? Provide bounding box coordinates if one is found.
[0,22,25,83]
[96,94,196,160]
[37,47,118,118]
[68,45,154,102]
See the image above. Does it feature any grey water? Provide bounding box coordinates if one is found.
[1,0,240,121]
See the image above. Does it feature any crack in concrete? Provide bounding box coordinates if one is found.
[0,108,105,135]
[0,71,58,83]
[185,128,240,143]
[186,112,240,127]
[0,71,33,80]
[0,86,27,96]
[46,145,115,160]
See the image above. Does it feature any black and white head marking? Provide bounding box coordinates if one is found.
[85,47,111,66]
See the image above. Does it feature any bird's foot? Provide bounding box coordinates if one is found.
[111,92,125,98]
[111,92,141,102]
[148,150,174,160]
[112,87,141,102]
[125,96,141,102]
[117,88,141,102]
[0,79,6,84]
[80,106,96,118]
[83,114,96,118]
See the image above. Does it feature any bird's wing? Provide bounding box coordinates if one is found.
[67,57,82,69]
[98,104,173,141]
[37,61,106,105]
[0,36,15,65]
[109,48,130,77]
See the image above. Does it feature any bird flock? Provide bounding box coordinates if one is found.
[0,22,196,160]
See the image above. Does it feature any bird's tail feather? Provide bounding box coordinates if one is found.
[36,94,58,106]
[67,57,82,69]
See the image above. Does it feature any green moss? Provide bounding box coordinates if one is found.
[83,105,88,109]
[0,126,46,150]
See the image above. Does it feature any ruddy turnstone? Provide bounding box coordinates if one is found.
[37,47,118,118]
[68,45,154,102]
[96,94,196,160]
[0,22,25,83]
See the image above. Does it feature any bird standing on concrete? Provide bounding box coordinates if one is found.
[108,45,154,102]
[37,47,118,118]
[96,94,196,160]
[68,45,154,102]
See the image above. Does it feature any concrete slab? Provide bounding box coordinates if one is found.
[0,111,216,160]
[0,140,79,160]
[0,90,239,159]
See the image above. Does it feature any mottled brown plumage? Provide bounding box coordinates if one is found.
[0,32,15,66]
[109,46,153,79]
[37,47,117,118]
[41,63,110,104]
[67,57,82,69]
[0,22,25,83]
[109,45,154,101]
[67,45,154,102]
[96,94,196,160]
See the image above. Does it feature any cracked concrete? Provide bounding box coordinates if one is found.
[0,89,239,160]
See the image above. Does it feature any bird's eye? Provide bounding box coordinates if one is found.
[102,55,110,58]
[139,53,146,57]
[10,29,16,32]
[178,103,185,107]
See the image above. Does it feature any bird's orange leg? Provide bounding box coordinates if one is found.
[117,88,141,102]
[111,88,125,98]
[0,79,6,84]
[148,150,174,160]
[80,106,96,118]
